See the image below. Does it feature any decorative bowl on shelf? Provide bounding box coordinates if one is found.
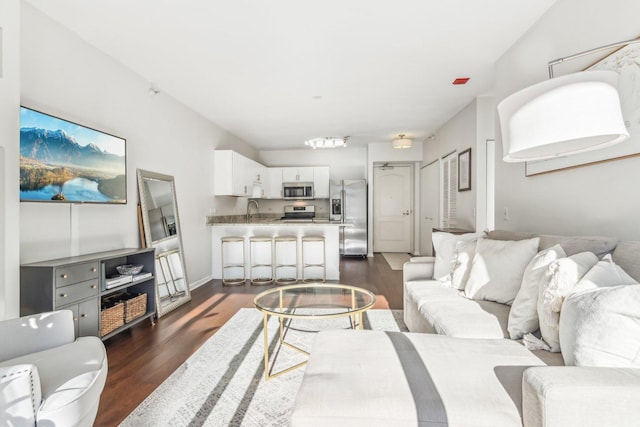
[116,264,144,276]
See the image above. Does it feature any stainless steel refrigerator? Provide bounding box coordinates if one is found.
[330,180,367,257]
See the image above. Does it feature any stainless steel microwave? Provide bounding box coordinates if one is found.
[282,182,314,200]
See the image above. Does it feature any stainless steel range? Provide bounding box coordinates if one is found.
[281,205,315,222]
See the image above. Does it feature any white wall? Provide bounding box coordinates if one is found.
[0,0,21,320]
[17,4,256,304]
[425,101,477,230]
[422,97,496,232]
[494,0,640,239]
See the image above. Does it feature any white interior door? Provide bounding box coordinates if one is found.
[373,164,412,252]
[420,161,439,256]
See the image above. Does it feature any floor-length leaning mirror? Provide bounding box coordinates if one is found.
[137,169,191,317]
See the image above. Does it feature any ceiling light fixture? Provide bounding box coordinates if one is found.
[392,134,412,149]
[498,70,628,162]
[304,136,349,149]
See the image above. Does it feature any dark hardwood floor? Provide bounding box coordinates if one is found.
[95,253,404,426]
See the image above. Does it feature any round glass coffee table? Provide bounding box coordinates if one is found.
[254,283,376,380]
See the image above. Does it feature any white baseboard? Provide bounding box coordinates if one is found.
[189,275,213,291]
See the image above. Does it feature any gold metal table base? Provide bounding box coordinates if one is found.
[254,284,376,381]
[262,309,364,380]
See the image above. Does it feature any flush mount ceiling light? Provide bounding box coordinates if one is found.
[498,70,628,162]
[304,136,349,149]
[392,134,412,149]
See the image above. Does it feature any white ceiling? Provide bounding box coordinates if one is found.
[24,0,557,150]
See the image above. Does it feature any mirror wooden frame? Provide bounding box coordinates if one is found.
[136,169,191,317]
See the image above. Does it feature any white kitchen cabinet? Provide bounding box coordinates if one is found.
[313,166,330,198]
[249,160,267,198]
[213,150,261,197]
[282,167,314,182]
[249,160,267,186]
[266,167,283,199]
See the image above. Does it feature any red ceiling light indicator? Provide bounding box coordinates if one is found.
[453,77,470,85]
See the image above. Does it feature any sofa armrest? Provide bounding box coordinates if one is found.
[409,256,435,263]
[523,366,640,427]
[0,311,75,362]
[403,257,435,283]
[0,364,42,425]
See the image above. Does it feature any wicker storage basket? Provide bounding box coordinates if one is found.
[123,293,147,323]
[100,302,124,336]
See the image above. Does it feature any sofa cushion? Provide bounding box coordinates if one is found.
[291,330,550,427]
[464,237,539,305]
[508,244,566,340]
[612,241,640,282]
[405,280,463,306]
[418,298,510,339]
[536,252,598,352]
[0,336,108,425]
[486,230,618,258]
[405,280,509,339]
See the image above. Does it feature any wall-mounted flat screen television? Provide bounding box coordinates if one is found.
[20,106,127,204]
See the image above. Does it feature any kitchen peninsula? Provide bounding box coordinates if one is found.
[208,217,345,281]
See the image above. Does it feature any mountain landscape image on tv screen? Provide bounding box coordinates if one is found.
[20,107,126,204]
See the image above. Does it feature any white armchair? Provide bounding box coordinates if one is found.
[0,310,107,427]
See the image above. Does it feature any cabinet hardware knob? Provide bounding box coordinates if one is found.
[81,314,87,318]
[91,285,97,289]
[73,317,78,321]
[61,293,68,298]
[62,274,68,279]
[91,268,97,272]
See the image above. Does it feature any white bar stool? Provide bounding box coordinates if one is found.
[273,235,298,285]
[249,236,274,286]
[221,236,245,286]
[301,235,326,283]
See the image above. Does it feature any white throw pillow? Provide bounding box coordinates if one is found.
[450,239,477,290]
[560,284,640,367]
[508,244,566,340]
[432,231,485,282]
[559,256,639,366]
[571,254,637,293]
[536,252,598,352]
[464,237,540,305]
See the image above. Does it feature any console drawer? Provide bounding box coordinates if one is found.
[55,262,100,287]
[56,279,100,306]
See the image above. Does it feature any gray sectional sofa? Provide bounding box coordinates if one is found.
[291,230,640,426]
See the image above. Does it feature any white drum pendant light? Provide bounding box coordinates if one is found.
[498,70,629,162]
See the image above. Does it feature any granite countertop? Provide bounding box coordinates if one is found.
[207,215,346,226]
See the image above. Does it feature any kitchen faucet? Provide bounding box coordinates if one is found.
[246,200,259,223]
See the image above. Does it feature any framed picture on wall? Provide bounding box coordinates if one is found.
[458,148,471,191]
